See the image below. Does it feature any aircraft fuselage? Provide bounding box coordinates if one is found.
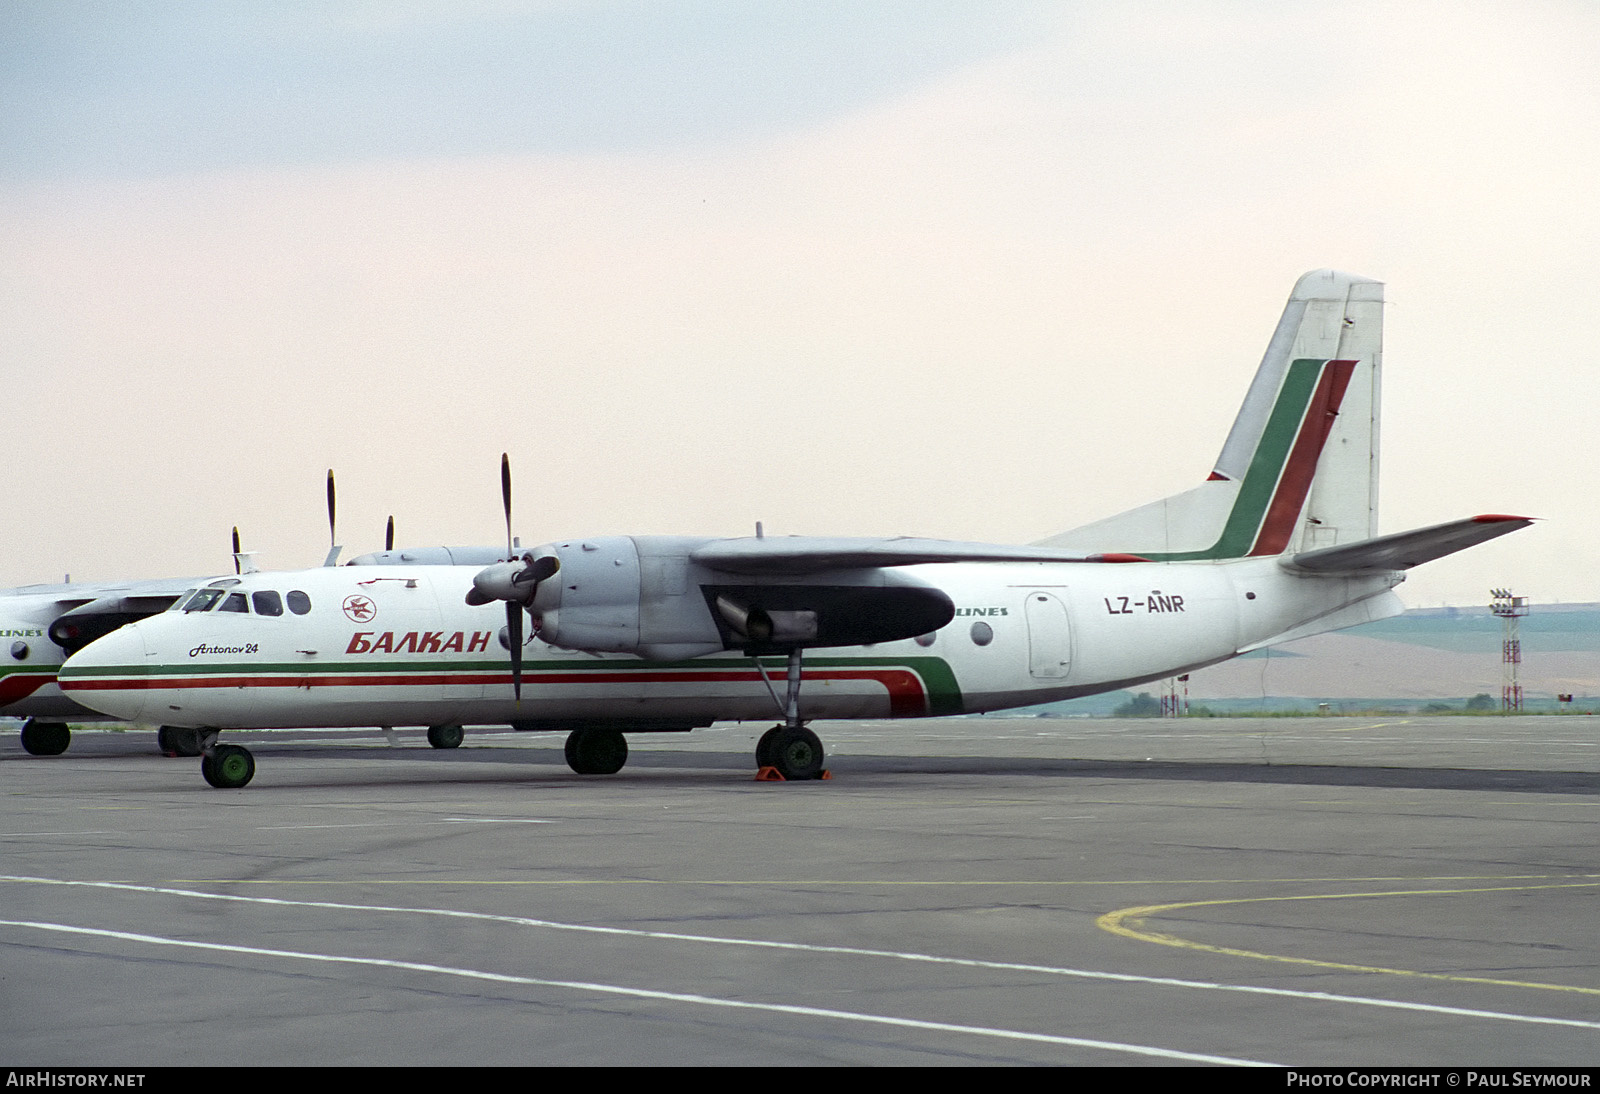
[58,557,1399,729]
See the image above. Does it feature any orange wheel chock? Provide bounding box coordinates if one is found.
[754,767,831,782]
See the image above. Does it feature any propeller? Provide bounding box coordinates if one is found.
[464,453,561,701]
[386,515,395,553]
[230,525,259,575]
[323,470,342,566]
[501,454,523,698]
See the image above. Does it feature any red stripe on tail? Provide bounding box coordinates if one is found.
[1250,359,1358,556]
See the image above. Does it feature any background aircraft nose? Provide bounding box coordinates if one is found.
[59,624,150,722]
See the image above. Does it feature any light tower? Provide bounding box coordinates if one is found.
[1161,674,1189,717]
[1489,588,1527,713]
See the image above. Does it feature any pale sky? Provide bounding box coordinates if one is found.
[2,0,1596,607]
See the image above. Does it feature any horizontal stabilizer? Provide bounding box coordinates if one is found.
[1283,515,1533,574]
[692,536,1147,574]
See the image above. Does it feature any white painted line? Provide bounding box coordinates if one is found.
[5,875,1596,1034]
[0,918,1270,1066]
[253,818,553,831]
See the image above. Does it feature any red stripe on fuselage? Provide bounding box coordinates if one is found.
[63,667,932,717]
[1250,359,1357,556]
[0,673,54,706]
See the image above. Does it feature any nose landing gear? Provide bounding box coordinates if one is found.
[196,731,255,789]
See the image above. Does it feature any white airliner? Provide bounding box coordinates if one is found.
[58,271,1530,788]
[2,498,503,756]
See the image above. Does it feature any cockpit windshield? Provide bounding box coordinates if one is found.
[181,589,226,613]
[177,587,309,615]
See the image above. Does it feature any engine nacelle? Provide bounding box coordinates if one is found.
[525,535,955,659]
[531,536,648,653]
[47,594,184,654]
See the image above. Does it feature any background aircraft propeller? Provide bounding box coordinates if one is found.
[323,470,342,566]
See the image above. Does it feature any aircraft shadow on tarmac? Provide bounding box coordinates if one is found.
[28,736,1590,796]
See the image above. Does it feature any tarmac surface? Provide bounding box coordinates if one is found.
[3,714,1598,1067]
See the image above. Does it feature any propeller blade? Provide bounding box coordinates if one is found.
[322,470,343,566]
[386,515,394,552]
[500,452,513,559]
[506,602,523,701]
[232,527,241,575]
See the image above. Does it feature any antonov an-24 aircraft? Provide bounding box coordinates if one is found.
[58,271,1530,788]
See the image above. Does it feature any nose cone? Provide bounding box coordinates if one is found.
[59,624,150,722]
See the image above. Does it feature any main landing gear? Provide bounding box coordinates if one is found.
[565,727,628,775]
[427,723,464,749]
[19,719,70,756]
[756,724,824,781]
[752,648,827,781]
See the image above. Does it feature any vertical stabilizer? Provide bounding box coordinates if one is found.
[1038,270,1383,559]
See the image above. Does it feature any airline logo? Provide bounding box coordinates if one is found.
[346,631,493,654]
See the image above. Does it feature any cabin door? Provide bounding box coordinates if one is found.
[1024,590,1072,679]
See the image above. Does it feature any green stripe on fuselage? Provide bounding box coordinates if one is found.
[1138,358,1324,561]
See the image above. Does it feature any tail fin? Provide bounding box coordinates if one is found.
[1038,269,1384,560]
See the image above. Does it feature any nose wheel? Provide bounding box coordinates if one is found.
[199,736,255,789]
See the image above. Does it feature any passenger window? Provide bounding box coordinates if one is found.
[219,593,249,613]
[252,591,283,617]
[286,590,312,615]
[182,589,225,613]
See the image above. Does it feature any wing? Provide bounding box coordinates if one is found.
[690,536,1146,574]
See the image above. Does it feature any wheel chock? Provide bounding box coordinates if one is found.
[755,767,831,782]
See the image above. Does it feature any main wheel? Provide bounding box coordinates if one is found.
[427,723,464,749]
[20,720,70,756]
[202,743,255,789]
[158,725,203,757]
[769,726,824,781]
[755,726,782,769]
[564,728,628,775]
